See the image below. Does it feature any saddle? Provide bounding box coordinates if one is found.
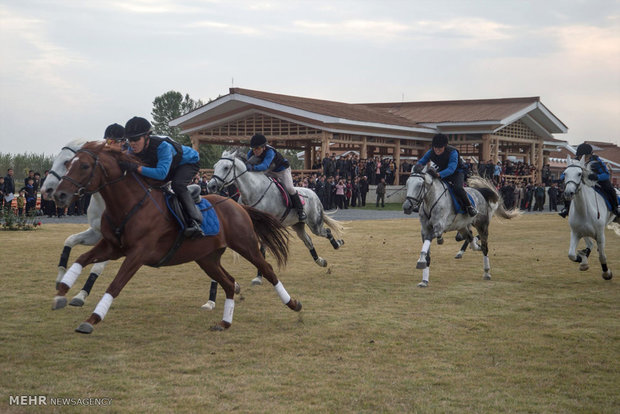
[269,177,305,220]
[445,183,476,215]
[163,184,220,237]
[593,185,620,212]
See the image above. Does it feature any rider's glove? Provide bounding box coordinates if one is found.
[413,164,424,173]
[118,161,138,173]
[245,163,253,171]
[428,168,440,178]
[587,173,598,181]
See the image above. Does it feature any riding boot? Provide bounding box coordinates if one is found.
[290,192,307,221]
[178,191,205,238]
[461,195,478,217]
[559,200,571,218]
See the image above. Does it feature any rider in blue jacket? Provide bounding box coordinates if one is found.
[120,116,204,238]
[246,133,306,221]
[414,134,478,217]
[559,143,619,218]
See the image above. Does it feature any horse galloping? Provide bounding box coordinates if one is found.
[403,165,521,287]
[51,142,301,333]
[562,155,620,280]
[41,140,222,308]
[208,149,344,283]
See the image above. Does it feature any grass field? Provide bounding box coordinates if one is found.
[1,215,619,413]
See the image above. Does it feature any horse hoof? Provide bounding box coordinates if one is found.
[579,263,589,271]
[338,240,345,247]
[315,258,328,267]
[602,271,613,281]
[416,261,427,269]
[69,297,85,307]
[52,296,67,310]
[251,277,263,286]
[201,300,216,310]
[210,321,231,331]
[287,299,302,312]
[417,281,428,288]
[234,282,241,294]
[75,322,93,334]
[437,237,444,245]
[483,274,491,280]
[455,251,464,259]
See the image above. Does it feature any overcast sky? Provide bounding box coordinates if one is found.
[1,0,619,155]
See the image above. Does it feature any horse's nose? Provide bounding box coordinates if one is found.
[54,190,69,207]
[43,187,54,200]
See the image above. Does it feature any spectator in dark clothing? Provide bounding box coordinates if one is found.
[360,176,369,206]
[548,183,559,211]
[534,183,546,211]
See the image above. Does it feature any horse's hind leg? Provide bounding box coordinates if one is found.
[201,280,219,310]
[292,222,327,267]
[455,240,468,259]
[231,241,301,312]
[595,233,613,280]
[251,245,266,286]
[69,261,108,307]
[195,250,238,330]
[476,222,491,280]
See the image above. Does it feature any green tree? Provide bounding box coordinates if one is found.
[151,91,223,168]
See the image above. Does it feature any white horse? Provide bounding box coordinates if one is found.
[40,140,108,306]
[208,149,344,286]
[402,165,521,287]
[562,155,620,280]
[42,140,223,308]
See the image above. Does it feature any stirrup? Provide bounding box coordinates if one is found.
[184,221,205,239]
[558,209,568,218]
[466,206,478,217]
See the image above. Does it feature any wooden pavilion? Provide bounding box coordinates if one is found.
[170,88,568,184]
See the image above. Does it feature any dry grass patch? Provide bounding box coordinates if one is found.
[1,215,618,413]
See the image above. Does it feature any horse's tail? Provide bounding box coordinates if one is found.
[608,222,620,237]
[467,175,521,220]
[321,210,345,239]
[242,205,290,267]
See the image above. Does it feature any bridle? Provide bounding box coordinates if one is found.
[60,149,123,197]
[210,156,248,191]
[563,164,584,194]
[406,172,429,207]
[48,146,77,181]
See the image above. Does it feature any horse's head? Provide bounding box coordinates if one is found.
[403,164,432,214]
[53,141,128,208]
[563,155,590,201]
[207,148,247,194]
[40,139,87,200]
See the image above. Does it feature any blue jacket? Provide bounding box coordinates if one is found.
[129,137,199,181]
[246,146,289,172]
[561,155,610,182]
[417,147,463,179]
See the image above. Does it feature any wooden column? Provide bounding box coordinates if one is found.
[321,132,330,160]
[361,136,368,159]
[394,139,401,185]
[481,134,491,162]
[304,147,311,169]
[190,134,200,152]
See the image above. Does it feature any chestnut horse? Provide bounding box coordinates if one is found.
[52,142,301,334]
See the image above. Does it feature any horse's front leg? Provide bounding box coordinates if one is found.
[55,228,102,289]
[416,229,434,269]
[577,237,594,271]
[595,233,613,280]
[75,253,144,334]
[567,230,583,266]
[69,261,108,307]
[52,240,117,311]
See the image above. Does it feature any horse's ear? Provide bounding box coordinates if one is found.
[566,154,573,165]
[579,155,586,166]
[422,164,429,173]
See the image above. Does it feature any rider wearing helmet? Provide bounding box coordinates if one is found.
[414,133,478,217]
[559,143,619,218]
[121,116,205,238]
[246,133,307,221]
[103,123,126,152]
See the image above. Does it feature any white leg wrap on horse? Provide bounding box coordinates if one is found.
[93,293,113,320]
[274,281,291,304]
[483,256,490,270]
[422,267,430,282]
[421,240,431,254]
[61,263,83,288]
[222,298,235,324]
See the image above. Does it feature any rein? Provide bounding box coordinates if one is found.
[48,146,77,181]
[60,149,125,197]
[212,156,274,208]
[407,173,449,219]
[565,163,601,219]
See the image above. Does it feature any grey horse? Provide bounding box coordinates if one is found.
[403,164,521,287]
[208,149,344,286]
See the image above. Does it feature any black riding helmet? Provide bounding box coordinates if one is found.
[250,133,267,149]
[432,133,449,148]
[575,143,593,158]
[103,123,125,141]
[124,117,152,141]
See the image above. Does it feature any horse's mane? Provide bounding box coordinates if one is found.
[81,141,143,166]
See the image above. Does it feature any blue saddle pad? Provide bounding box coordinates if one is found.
[198,198,220,236]
[165,195,220,236]
[447,185,476,214]
[593,186,620,212]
